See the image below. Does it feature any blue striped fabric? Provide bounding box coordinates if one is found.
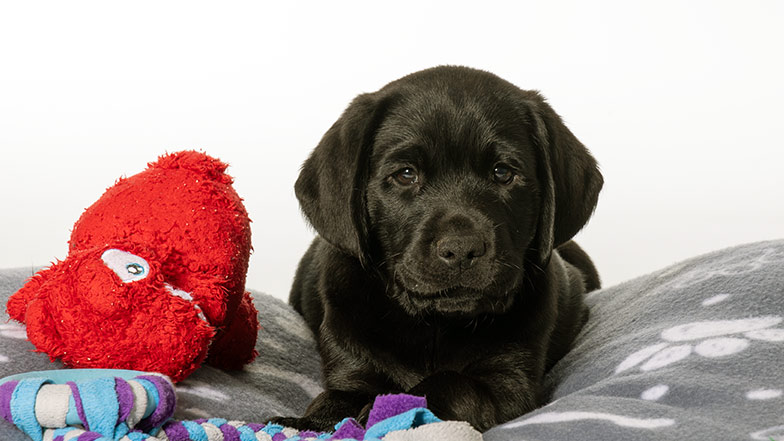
[180,420,209,441]
[10,378,49,441]
[78,377,121,437]
[0,370,452,441]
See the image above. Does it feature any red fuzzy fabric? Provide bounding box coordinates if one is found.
[7,151,258,382]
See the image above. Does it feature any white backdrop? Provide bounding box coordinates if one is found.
[2,1,782,300]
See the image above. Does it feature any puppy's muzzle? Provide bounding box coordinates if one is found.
[397,208,499,294]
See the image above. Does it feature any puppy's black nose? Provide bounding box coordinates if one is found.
[436,235,487,267]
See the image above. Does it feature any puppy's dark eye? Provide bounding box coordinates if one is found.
[393,167,419,186]
[493,164,515,185]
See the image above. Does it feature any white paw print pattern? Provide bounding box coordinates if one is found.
[0,324,28,363]
[701,293,731,306]
[502,411,675,430]
[177,380,230,401]
[640,384,669,401]
[180,407,211,419]
[616,288,784,439]
[0,323,27,339]
[655,247,784,291]
[751,425,784,440]
[746,389,782,400]
[616,315,783,374]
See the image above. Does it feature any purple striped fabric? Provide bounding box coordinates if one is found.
[247,423,265,432]
[0,380,18,423]
[219,422,241,441]
[115,378,134,423]
[136,375,176,429]
[366,394,427,426]
[162,421,191,441]
[67,381,89,430]
[272,432,288,441]
[76,432,103,441]
[331,418,365,440]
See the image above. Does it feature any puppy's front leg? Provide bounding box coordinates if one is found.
[272,389,373,431]
[408,369,537,432]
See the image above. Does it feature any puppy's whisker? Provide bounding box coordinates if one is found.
[374,252,404,269]
[498,260,522,271]
[523,256,546,274]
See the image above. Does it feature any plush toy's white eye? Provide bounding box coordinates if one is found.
[101,249,150,283]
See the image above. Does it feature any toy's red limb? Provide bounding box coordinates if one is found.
[187,279,231,325]
[206,291,259,370]
[21,296,65,361]
[6,267,54,322]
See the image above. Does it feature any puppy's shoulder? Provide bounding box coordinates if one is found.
[289,238,320,330]
[554,241,600,292]
[290,237,375,333]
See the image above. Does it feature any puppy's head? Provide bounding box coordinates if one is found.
[296,66,602,317]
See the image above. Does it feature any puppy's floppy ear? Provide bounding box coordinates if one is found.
[524,91,603,265]
[295,93,388,261]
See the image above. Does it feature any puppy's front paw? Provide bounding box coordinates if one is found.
[408,371,499,431]
[267,416,334,432]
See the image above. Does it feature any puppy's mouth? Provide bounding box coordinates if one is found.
[396,264,487,294]
[394,264,515,316]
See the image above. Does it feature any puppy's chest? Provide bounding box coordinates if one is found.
[378,326,486,388]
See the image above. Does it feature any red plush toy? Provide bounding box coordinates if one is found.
[7,151,258,382]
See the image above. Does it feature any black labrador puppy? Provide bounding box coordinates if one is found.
[282,66,603,432]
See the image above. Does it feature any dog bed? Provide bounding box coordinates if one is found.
[1,239,782,440]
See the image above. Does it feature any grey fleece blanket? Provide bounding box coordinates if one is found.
[2,239,783,440]
[487,239,784,441]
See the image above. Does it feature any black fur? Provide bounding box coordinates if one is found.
[279,66,603,431]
